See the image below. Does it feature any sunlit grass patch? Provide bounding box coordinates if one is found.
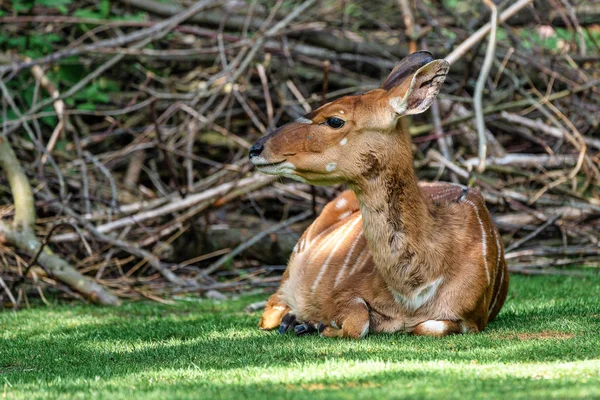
[1,275,599,399]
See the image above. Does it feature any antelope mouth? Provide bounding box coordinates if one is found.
[251,157,304,181]
[251,158,287,168]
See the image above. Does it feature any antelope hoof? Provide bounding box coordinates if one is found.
[294,322,318,336]
[278,313,298,334]
[317,322,326,333]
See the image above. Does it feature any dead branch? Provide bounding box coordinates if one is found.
[0,137,120,305]
[473,0,499,173]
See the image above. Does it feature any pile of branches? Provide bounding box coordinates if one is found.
[0,0,599,307]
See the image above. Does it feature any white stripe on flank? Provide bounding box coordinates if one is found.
[304,221,315,246]
[420,181,465,188]
[334,226,363,288]
[489,227,503,313]
[311,215,362,292]
[464,199,490,284]
[490,265,504,313]
[429,187,461,201]
[309,225,344,263]
[304,219,340,253]
[347,245,369,277]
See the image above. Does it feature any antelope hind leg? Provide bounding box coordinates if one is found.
[321,297,370,339]
[412,320,479,337]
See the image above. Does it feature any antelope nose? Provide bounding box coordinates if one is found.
[249,143,264,158]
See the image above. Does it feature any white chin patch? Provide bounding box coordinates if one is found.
[282,173,308,184]
[326,162,337,172]
[255,161,296,175]
[295,117,313,124]
[250,156,269,166]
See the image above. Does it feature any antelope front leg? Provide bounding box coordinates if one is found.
[321,297,370,339]
[258,268,291,330]
[258,292,290,330]
[412,320,479,337]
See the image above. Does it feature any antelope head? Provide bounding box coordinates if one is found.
[249,51,449,186]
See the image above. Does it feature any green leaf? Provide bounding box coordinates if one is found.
[97,77,120,93]
[73,9,103,19]
[40,105,58,128]
[7,37,27,51]
[0,109,18,124]
[12,0,35,13]
[77,103,96,111]
[73,83,110,103]
[30,0,73,14]
[54,139,71,152]
[73,0,111,20]
[99,0,111,18]
[56,64,86,85]
[110,12,147,22]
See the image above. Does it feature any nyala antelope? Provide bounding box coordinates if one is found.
[249,51,509,338]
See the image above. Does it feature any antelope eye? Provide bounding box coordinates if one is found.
[326,117,345,129]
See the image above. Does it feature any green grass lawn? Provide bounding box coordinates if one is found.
[1,275,600,399]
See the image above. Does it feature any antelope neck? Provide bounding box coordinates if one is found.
[352,134,437,294]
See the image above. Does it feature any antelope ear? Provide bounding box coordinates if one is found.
[381,51,434,91]
[387,59,449,116]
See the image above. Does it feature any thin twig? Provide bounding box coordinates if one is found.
[445,0,534,65]
[505,215,561,252]
[0,0,220,75]
[473,0,498,173]
[202,210,312,276]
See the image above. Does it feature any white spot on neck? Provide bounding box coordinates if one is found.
[338,210,352,220]
[295,117,313,124]
[340,138,347,146]
[326,162,337,172]
[339,110,345,114]
[392,276,444,311]
[335,198,347,209]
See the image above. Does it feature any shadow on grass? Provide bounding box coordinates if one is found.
[6,351,600,400]
[2,274,599,400]
[3,300,599,384]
